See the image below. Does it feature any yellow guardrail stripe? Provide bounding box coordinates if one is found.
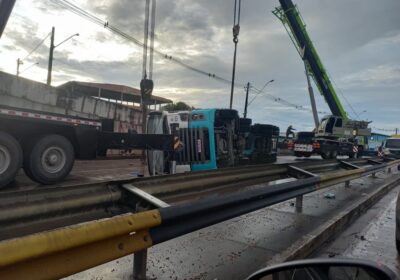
[0,229,152,280]
[0,209,161,268]
[319,168,362,183]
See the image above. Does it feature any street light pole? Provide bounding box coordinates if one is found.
[16,58,23,76]
[20,62,39,75]
[46,27,79,86]
[243,82,250,118]
[47,26,55,85]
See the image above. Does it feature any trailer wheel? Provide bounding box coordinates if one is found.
[23,134,74,184]
[0,132,22,188]
[294,151,302,157]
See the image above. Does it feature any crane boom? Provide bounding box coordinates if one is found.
[273,0,348,121]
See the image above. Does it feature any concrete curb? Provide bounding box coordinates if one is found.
[268,174,400,264]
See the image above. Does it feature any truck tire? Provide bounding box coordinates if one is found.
[294,151,302,157]
[0,132,22,188]
[239,118,252,133]
[251,124,276,136]
[330,150,337,159]
[23,134,74,184]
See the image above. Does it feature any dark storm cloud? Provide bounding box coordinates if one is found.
[3,15,40,48]
[81,0,400,130]
[2,0,399,132]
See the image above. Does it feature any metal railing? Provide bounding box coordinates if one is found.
[0,158,399,279]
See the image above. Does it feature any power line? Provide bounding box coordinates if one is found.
[22,32,51,61]
[49,0,327,114]
[327,71,359,120]
[250,86,329,115]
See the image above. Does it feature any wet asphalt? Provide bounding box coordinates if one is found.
[315,182,400,276]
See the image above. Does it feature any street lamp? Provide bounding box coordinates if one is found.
[358,110,367,118]
[47,26,79,85]
[20,62,39,75]
[243,79,274,118]
[16,58,23,76]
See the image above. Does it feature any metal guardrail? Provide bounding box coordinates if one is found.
[0,158,399,279]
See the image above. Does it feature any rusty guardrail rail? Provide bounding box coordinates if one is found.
[0,158,399,279]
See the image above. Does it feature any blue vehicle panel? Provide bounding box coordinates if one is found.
[189,109,217,171]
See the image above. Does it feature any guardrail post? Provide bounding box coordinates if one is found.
[345,181,350,188]
[170,160,177,174]
[295,196,303,213]
[387,167,392,174]
[133,249,148,280]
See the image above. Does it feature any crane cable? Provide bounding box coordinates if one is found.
[50,0,325,114]
[142,0,150,80]
[148,0,156,80]
[229,0,241,109]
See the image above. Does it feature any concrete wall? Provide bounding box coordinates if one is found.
[0,71,142,133]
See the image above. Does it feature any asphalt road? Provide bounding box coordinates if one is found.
[3,157,146,192]
[5,155,322,192]
[315,182,400,276]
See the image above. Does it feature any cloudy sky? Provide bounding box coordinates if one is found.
[1,0,399,133]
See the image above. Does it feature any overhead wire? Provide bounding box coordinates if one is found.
[21,32,51,61]
[49,0,334,115]
[327,72,360,120]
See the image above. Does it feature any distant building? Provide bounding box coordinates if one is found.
[58,81,172,133]
[368,132,389,151]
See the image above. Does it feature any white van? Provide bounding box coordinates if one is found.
[383,136,400,158]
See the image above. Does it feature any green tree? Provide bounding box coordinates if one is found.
[162,101,194,111]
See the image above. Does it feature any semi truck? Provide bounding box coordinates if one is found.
[274,0,371,159]
[147,109,279,175]
[0,71,175,188]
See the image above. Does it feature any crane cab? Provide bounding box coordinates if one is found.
[316,116,352,138]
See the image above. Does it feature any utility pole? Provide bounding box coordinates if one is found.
[16,58,22,76]
[243,82,250,118]
[47,26,55,86]
[304,62,319,129]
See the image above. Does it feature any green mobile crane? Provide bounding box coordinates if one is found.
[273,0,371,159]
